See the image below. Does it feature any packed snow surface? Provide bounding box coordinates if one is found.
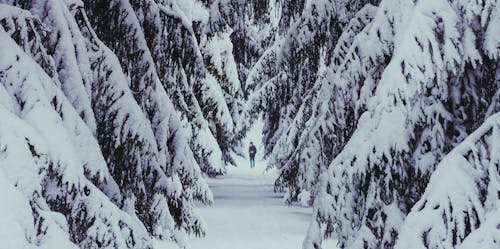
[155,121,339,249]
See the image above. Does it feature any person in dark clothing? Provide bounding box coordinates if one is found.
[249,142,257,168]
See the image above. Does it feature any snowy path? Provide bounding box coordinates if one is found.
[156,158,338,249]
[188,163,310,249]
[156,121,338,249]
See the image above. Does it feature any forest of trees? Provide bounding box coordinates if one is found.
[0,0,498,249]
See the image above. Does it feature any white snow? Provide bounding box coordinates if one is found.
[154,121,339,249]
[395,113,500,249]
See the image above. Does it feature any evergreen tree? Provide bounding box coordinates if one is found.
[6,0,98,133]
[1,0,121,202]
[395,113,499,249]
[84,0,236,176]
[203,0,277,95]
[77,7,179,241]
[270,3,379,205]
[138,0,236,173]
[238,0,327,156]
[78,1,213,242]
[238,0,380,205]
[0,27,153,248]
[1,0,213,246]
[304,0,499,248]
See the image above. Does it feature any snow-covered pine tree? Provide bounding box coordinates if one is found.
[444,0,500,143]
[237,0,380,205]
[78,0,213,242]
[2,0,213,246]
[457,208,500,249]
[134,0,236,173]
[238,0,322,157]
[305,0,499,248]
[75,7,179,241]
[270,2,379,205]
[0,27,153,248]
[0,0,117,198]
[202,0,278,98]
[84,0,234,176]
[238,0,382,155]
[395,112,499,249]
[237,0,315,95]
[202,0,244,121]
[2,0,98,134]
[0,103,84,249]
[276,0,306,33]
[4,0,177,241]
[0,4,60,84]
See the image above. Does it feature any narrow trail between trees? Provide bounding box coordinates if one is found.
[156,121,338,249]
[187,162,312,249]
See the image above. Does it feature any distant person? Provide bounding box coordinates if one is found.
[249,142,257,168]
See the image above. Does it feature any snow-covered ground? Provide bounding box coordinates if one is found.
[156,121,338,249]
